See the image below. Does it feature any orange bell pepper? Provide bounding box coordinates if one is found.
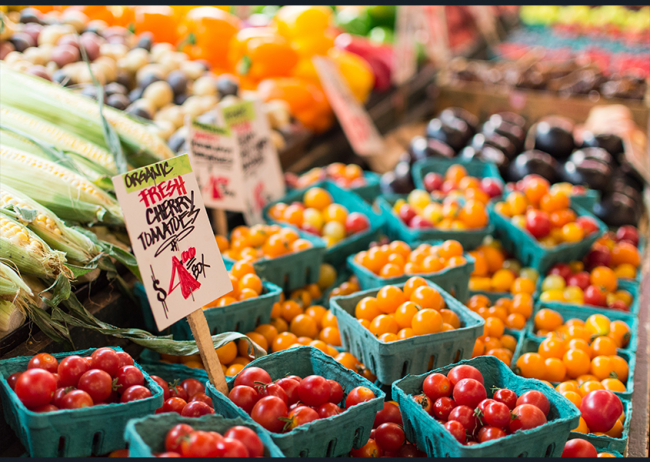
[257,77,333,133]
[178,7,240,70]
[109,6,135,28]
[65,5,116,24]
[230,30,299,82]
[134,6,178,44]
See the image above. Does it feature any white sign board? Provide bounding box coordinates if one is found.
[112,154,232,331]
[221,99,286,224]
[313,56,384,157]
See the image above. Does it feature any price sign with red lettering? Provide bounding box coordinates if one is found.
[112,154,232,331]
[222,98,286,225]
[313,56,384,157]
[187,119,246,212]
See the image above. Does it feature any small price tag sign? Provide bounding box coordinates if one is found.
[222,99,286,224]
[313,55,385,157]
[112,154,232,332]
[187,118,246,213]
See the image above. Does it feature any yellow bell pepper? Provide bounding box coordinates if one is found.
[274,6,333,39]
[327,48,375,103]
[291,30,335,58]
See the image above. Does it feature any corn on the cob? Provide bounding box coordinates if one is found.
[0,261,33,299]
[0,300,24,333]
[0,185,100,264]
[0,145,124,225]
[0,63,173,167]
[0,211,69,280]
[1,106,117,173]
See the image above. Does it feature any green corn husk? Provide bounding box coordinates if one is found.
[0,145,124,225]
[0,299,25,333]
[0,261,33,299]
[0,63,173,167]
[1,106,118,173]
[0,184,101,264]
[0,211,69,280]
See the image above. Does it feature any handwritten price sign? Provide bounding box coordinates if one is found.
[112,154,232,331]
[313,56,384,157]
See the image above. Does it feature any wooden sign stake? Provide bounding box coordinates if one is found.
[186,309,229,394]
[212,209,228,236]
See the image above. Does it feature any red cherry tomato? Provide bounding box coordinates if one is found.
[286,375,302,383]
[189,392,213,408]
[251,396,288,432]
[432,397,457,420]
[14,368,57,408]
[562,438,598,458]
[516,390,550,416]
[525,210,551,238]
[60,389,94,409]
[448,405,480,435]
[170,385,188,401]
[452,378,487,409]
[327,379,344,404]
[423,373,452,402]
[580,390,623,433]
[32,404,58,413]
[161,397,187,414]
[275,378,300,405]
[345,212,370,235]
[493,388,517,410]
[374,422,405,451]
[345,386,375,408]
[57,355,89,387]
[181,401,214,417]
[374,401,403,428]
[229,385,260,414]
[181,378,205,399]
[447,365,484,386]
[483,400,511,428]
[576,217,599,236]
[27,353,58,373]
[317,402,343,418]
[116,366,145,391]
[151,375,171,401]
[7,372,21,390]
[180,431,221,457]
[477,426,507,443]
[257,383,289,405]
[233,367,272,388]
[216,437,249,457]
[413,394,433,414]
[120,385,152,403]
[116,351,135,368]
[157,452,180,457]
[90,348,120,377]
[286,406,319,431]
[297,375,330,407]
[509,404,547,432]
[444,420,466,443]
[567,272,590,290]
[549,263,572,280]
[350,439,383,457]
[52,387,71,408]
[77,369,113,403]
[224,426,264,457]
[165,423,194,453]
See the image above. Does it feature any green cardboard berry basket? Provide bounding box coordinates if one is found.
[376,194,494,249]
[287,171,381,203]
[330,280,485,384]
[570,190,600,214]
[392,356,581,457]
[124,413,285,457]
[222,228,326,293]
[204,346,385,457]
[0,347,163,457]
[489,201,607,274]
[263,180,385,267]
[347,246,475,302]
[412,157,503,191]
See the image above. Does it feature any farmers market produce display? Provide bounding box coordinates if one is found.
[0,4,648,460]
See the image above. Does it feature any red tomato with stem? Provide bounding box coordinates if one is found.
[57,355,89,387]
[275,378,300,405]
[165,424,194,453]
[285,406,319,431]
[297,375,330,407]
[116,366,145,391]
[257,382,288,405]
[448,405,480,434]
[170,385,188,401]
[90,348,120,377]
[234,367,272,388]
[27,353,58,373]
[452,378,487,409]
[14,368,57,408]
[509,404,547,432]
[516,390,550,416]
[181,379,205,399]
[224,426,264,457]
[493,388,517,410]
[413,394,433,414]
[229,385,260,414]
[423,373,452,402]
[483,400,511,428]
[374,422,405,451]
[77,369,113,403]
[52,387,72,408]
[345,386,375,408]
[251,396,288,432]
[447,365,484,386]
[432,397,457,420]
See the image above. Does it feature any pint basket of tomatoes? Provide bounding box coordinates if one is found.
[124,413,285,457]
[263,181,385,266]
[412,158,503,195]
[330,278,485,385]
[287,162,381,203]
[204,346,385,457]
[170,260,282,339]
[392,356,581,457]
[0,347,163,457]
[347,239,475,302]
[490,177,607,274]
[219,224,327,293]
